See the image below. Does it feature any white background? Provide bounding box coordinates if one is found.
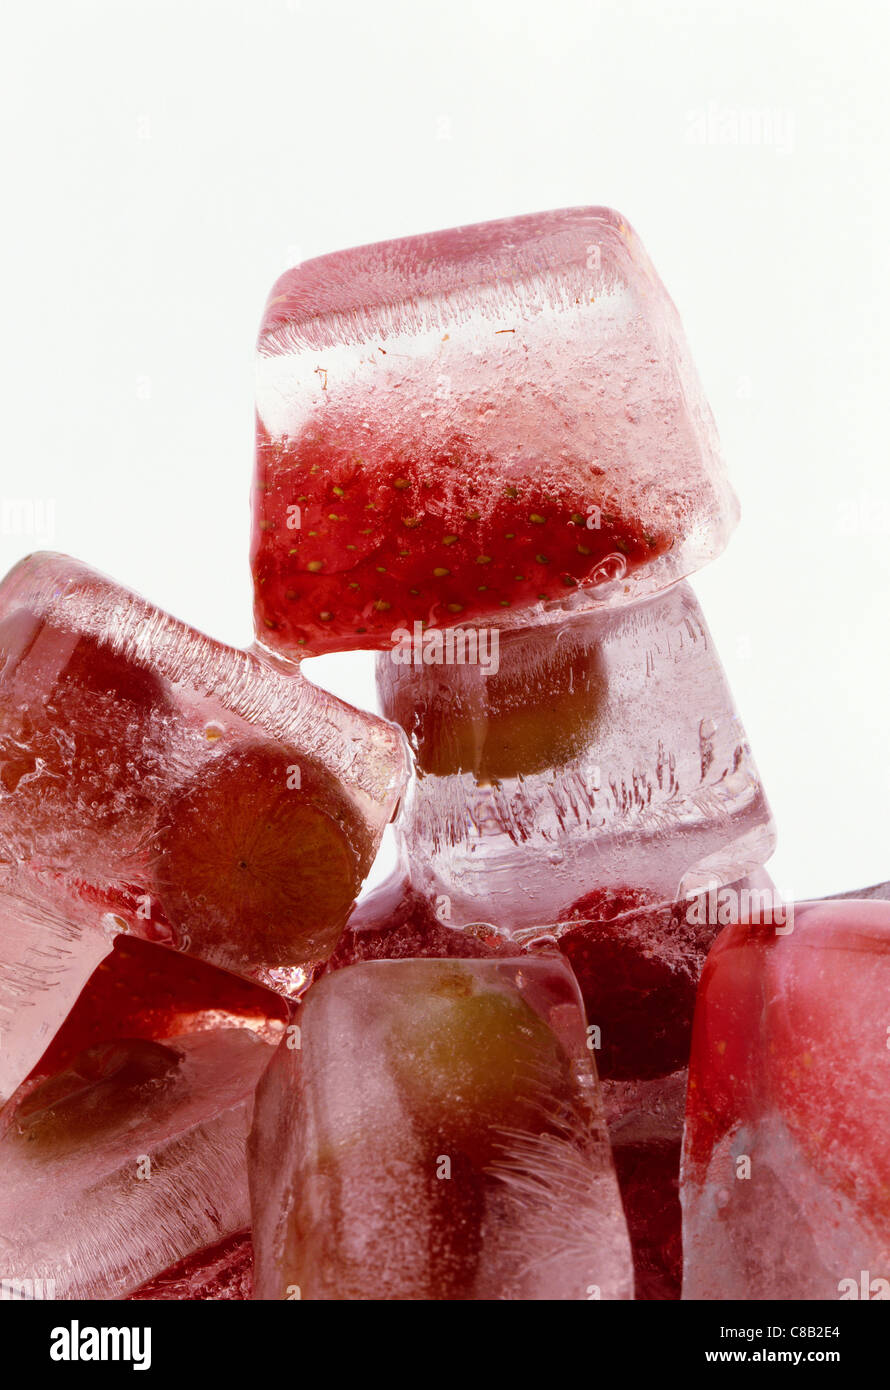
[1,0,887,900]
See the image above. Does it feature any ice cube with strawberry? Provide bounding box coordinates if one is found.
[252,207,738,656]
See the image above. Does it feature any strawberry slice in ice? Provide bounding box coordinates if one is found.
[255,424,669,654]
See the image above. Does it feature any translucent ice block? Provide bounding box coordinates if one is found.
[250,956,633,1300]
[0,552,408,1098]
[378,581,775,931]
[681,899,890,1300]
[252,207,738,657]
[0,1028,272,1299]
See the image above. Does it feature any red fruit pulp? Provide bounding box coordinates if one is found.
[327,876,508,972]
[686,903,890,1216]
[558,886,709,1081]
[128,1231,254,1301]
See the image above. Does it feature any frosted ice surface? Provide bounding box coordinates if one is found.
[821,878,890,902]
[0,879,113,1106]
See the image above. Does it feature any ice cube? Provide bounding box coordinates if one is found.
[0,1028,272,1299]
[249,956,633,1299]
[377,581,775,931]
[681,899,890,1300]
[252,207,737,656]
[333,870,781,1301]
[0,552,408,1098]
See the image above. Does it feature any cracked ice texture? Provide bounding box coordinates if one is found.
[0,552,408,1101]
[681,900,890,1300]
[0,1028,271,1299]
[249,956,633,1300]
[378,581,775,932]
[252,207,738,656]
